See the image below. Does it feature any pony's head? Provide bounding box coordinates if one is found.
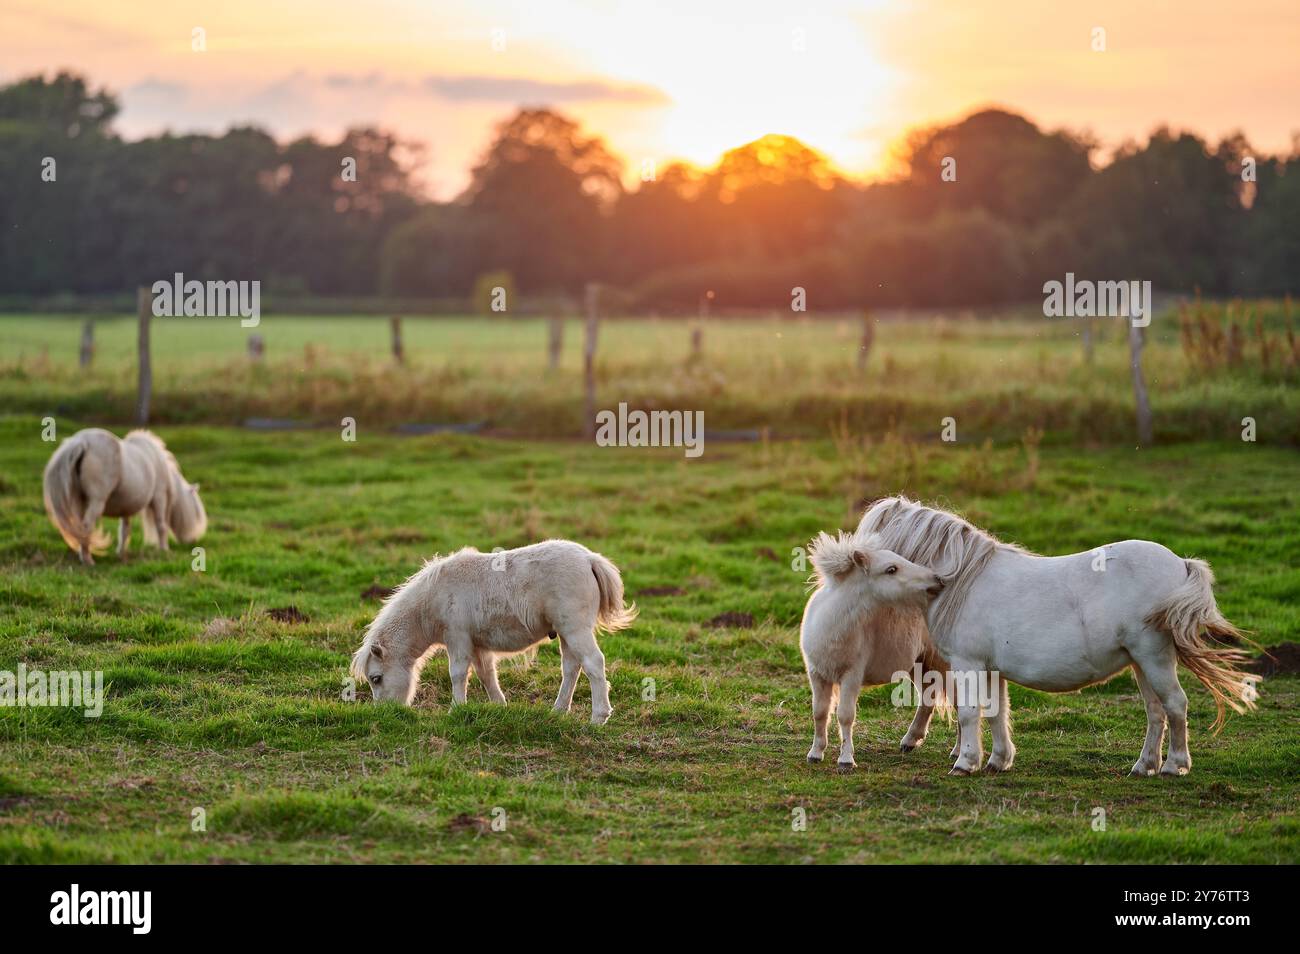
[169,475,207,543]
[809,530,944,607]
[351,634,417,704]
[351,560,444,704]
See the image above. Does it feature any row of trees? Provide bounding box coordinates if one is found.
[2,72,1297,307]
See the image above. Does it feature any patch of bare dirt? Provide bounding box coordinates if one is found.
[638,586,684,597]
[266,606,308,624]
[1245,642,1300,676]
[447,813,490,834]
[705,611,754,629]
[360,584,395,601]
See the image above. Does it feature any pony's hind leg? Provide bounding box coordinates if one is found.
[984,674,1015,772]
[472,647,506,704]
[806,673,834,763]
[900,701,933,753]
[559,627,611,725]
[1129,641,1190,776]
[552,639,582,714]
[835,669,864,771]
[79,496,106,566]
[117,516,131,557]
[1128,663,1166,777]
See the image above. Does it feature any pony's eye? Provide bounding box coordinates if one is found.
[370,674,382,685]
[885,565,898,574]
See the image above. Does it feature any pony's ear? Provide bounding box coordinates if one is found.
[852,549,872,571]
[370,643,384,660]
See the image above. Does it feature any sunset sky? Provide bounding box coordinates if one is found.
[3,0,1297,197]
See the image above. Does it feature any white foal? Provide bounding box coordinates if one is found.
[352,540,637,724]
[800,531,946,770]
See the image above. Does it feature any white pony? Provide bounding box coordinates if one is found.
[43,427,207,565]
[353,539,637,723]
[857,496,1256,776]
[801,531,947,770]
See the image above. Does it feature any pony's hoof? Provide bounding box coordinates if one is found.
[948,766,973,777]
[899,742,916,754]
[806,754,823,764]
[1159,765,1189,777]
[836,761,856,773]
[1129,765,1157,778]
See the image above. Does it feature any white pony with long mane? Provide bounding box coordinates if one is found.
[856,496,1256,776]
[353,539,636,723]
[43,427,207,565]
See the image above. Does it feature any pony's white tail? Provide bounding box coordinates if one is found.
[1147,558,1257,732]
[42,436,110,555]
[589,553,638,634]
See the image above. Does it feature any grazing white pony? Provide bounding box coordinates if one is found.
[801,531,947,770]
[43,428,207,565]
[857,496,1256,776]
[352,540,637,723]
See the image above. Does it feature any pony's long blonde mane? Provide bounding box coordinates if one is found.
[350,554,454,680]
[126,430,207,541]
[857,496,1030,639]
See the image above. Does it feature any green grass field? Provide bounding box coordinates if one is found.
[1,415,1296,863]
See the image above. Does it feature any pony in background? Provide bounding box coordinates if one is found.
[43,428,207,565]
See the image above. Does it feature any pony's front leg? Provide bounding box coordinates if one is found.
[472,648,506,704]
[984,674,1015,772]
[949,664,984,774]
[1129,664,1166,777]
[117,516,131,557]
[835,669,864,771]
[150,500,169,551]
[900,701,934,753]
[447,648,472,705]
[806,673,834,762]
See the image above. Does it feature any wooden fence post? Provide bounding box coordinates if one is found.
[79,318,94,368]
[1128,320,1153,446]
[248,334,265,361]
[691,292,710,363]
[136,287,151,425]
[1082,318,1094,364]
[548,314,564,371]
[583,284,600,438]
[857,309,874,372]
[390,316,404,364]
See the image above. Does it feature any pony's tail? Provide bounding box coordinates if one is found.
[589,553,638,634]
[1147,558,1258,733]
[43,436,109,555]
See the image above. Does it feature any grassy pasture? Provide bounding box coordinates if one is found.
[2,304,1298,445]
[0,416,1296,863]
